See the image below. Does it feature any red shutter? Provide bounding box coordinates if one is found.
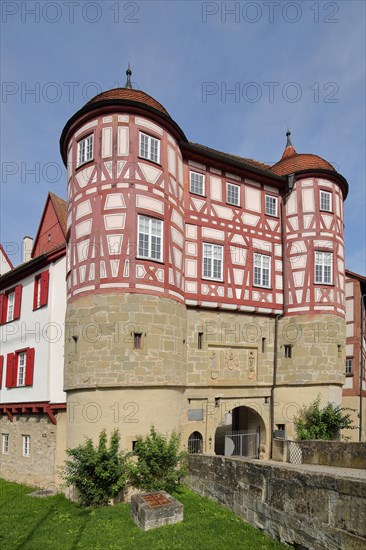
[6,353,15,388]
[13,285,22,320]
[40,270,49,307]
[25,348,35,386]
[0,293,7,325]
[0,356,3,388]
[33,277,38,310]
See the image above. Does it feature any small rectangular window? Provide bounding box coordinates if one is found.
[261,337,266,353]
[133,333,142,350]
[227,183,240,206]
[6,291,15,322]
[265,195,278,217]
[33,271,49,310]
[139,132,160,163]
[23,435,30,457]
[284,345,292,358]
[320,190,332,212]
[253,253,271,288]
[2,434,9,454]
[77,134,94,167]
[202,243,223,281]
[17,351,27,386]
[138,215,163,261]
[198,332,204,350]
[315,251,333,284]
[190,171,205,196]
[345,357,353,375]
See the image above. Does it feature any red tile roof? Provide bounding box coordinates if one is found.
[189,142,272,173]
[86,88,170,116]
[49,192,67,237]
[271,153,336,176]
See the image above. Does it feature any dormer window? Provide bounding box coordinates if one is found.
[77,134,93,167]
[139,132,160,164]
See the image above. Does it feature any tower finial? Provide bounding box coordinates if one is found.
[286,127,293,148]
[125,63,132,89]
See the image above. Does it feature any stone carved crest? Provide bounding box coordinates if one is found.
[225,350,239,370]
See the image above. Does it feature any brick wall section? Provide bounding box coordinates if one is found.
[188,454,366,549]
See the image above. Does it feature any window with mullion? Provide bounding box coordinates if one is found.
[265,195,278,217]
[139,132,160,164]
[320,190,332,212]
[23,435,30,457]
[314,251,333,284]
[227,183,240,206]
[77,134,93,167]
[203,243,223,280]
[17,352,26,386]
[253,253,271,288]
[138,215,163,261]
[190,172,205,196]
[6,291,15,322]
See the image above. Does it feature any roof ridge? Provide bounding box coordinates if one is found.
[189,142,272,171]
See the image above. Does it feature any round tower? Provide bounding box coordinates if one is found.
[60,69,188,449]
[272,132,349,436]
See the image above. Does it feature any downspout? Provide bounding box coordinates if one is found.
[270,174,294,458]
[359,293,366,442]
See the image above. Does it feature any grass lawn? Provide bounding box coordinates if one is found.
[0,478,286,550]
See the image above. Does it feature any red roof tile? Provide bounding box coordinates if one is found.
[271,153,336,176]
[189,143,272,173]
[86,88,170,116]
[49,192,67,237]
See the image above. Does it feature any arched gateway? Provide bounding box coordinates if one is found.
[215,405,266,458]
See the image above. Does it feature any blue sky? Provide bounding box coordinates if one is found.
[1,0,365,274]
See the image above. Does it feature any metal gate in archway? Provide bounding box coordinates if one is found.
[224,430,260,458]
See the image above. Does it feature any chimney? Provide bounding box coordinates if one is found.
[23,236,33,263]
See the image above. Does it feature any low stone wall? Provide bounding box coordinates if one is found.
[298,441,366,470]
[188,454,366,550]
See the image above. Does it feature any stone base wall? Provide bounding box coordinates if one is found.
[0,412,67,488]
[188,454,366,550]
[297,440,366,469]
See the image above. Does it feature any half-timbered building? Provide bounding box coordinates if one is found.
[58,69,350,458]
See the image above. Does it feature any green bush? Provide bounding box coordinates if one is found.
[294,396,355,440]
[62,429,130,507]
[128,426,188,493]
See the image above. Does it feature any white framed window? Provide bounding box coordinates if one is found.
[227,183,240,206]
[23,435,30,457]
[345,357,353,375]
[139,132,160,164]
[6,291,15,322]
[265,195,278,217]
[202,243,223,281]
[138,215,163,261]
[190,171,205,196]
[17,351,26,386]
[253,253,271,288]
[2,434,9,454]
[315,251,333,284]
[77,134,94,167]
[320,190,332,212]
